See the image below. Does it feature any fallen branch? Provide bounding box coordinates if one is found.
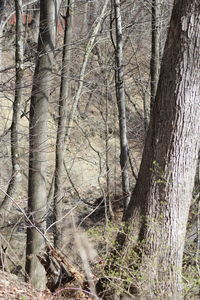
[37,245,88,298]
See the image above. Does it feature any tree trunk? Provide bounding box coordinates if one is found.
[150,0,161,115]
[195,151,200,187]
[113,0,130,210]
[0,0,5,72]
[93,44,115,219]
[65,0,109,143]
[25,0,56,290]
[54,0,74,250]
[125,0,200,297]
[0,0,23,226]
[97,0,200,298]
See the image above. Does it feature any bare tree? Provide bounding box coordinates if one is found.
[113,0,130,210]
[54,0,74,249]
[97,0,200,298]
[125,0,199,297]
[0,0,23,226]
[150,0,161,114]
[25,0,57,290]
[0,0,5,67]
[53,0,110,248]
[65,0,110,143]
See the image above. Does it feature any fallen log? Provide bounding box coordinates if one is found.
[37,245,91,299]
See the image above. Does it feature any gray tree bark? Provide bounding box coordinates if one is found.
[150,0,161,115]
[195,151,200,186]
[0,0,5,70]
[93,44,115,220]
[54,0,74,250]
[113,0,130,210]
[0,0,23,226]
[124,0,200,297]
[97,0,200,298]
[25,0,56,290]
[65,0,109,143]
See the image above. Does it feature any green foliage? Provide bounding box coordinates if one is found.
[89,217,200,299]
[183,261,200,298]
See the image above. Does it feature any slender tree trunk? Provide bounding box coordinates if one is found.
[150,0,161,114]
[54,1,109,248]
[54,0,74,249]
[0,0,23,226]
[105,84,115,220]
[195,151,200,187]
[25,0,56,290]
[65,0,109,143]
[93,44,114,219]
[83,1,88,33]
[0,0,5,72]
[113,0,130,210]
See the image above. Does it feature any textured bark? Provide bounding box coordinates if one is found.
[0,0,5,70]
[97,0,200,298]
[105,85,115,220]
[54,0,74,249]
[150,0,161,114]
[0,0,23,226]
[125,0,200,297]
[25,0,56,290]
[114,0,130,210]
[38,245,86,298]
[195,151,200,186]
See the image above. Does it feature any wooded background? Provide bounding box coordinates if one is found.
[0,0,199,299]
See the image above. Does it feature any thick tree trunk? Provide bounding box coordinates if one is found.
[97,0,200,298]
[25,0,56,290]
[0,0,23,225]
[114,0,130,210]
[54,0,74,250]
[125,0,200,298]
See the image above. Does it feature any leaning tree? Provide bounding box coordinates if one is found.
[97,0,200,298]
